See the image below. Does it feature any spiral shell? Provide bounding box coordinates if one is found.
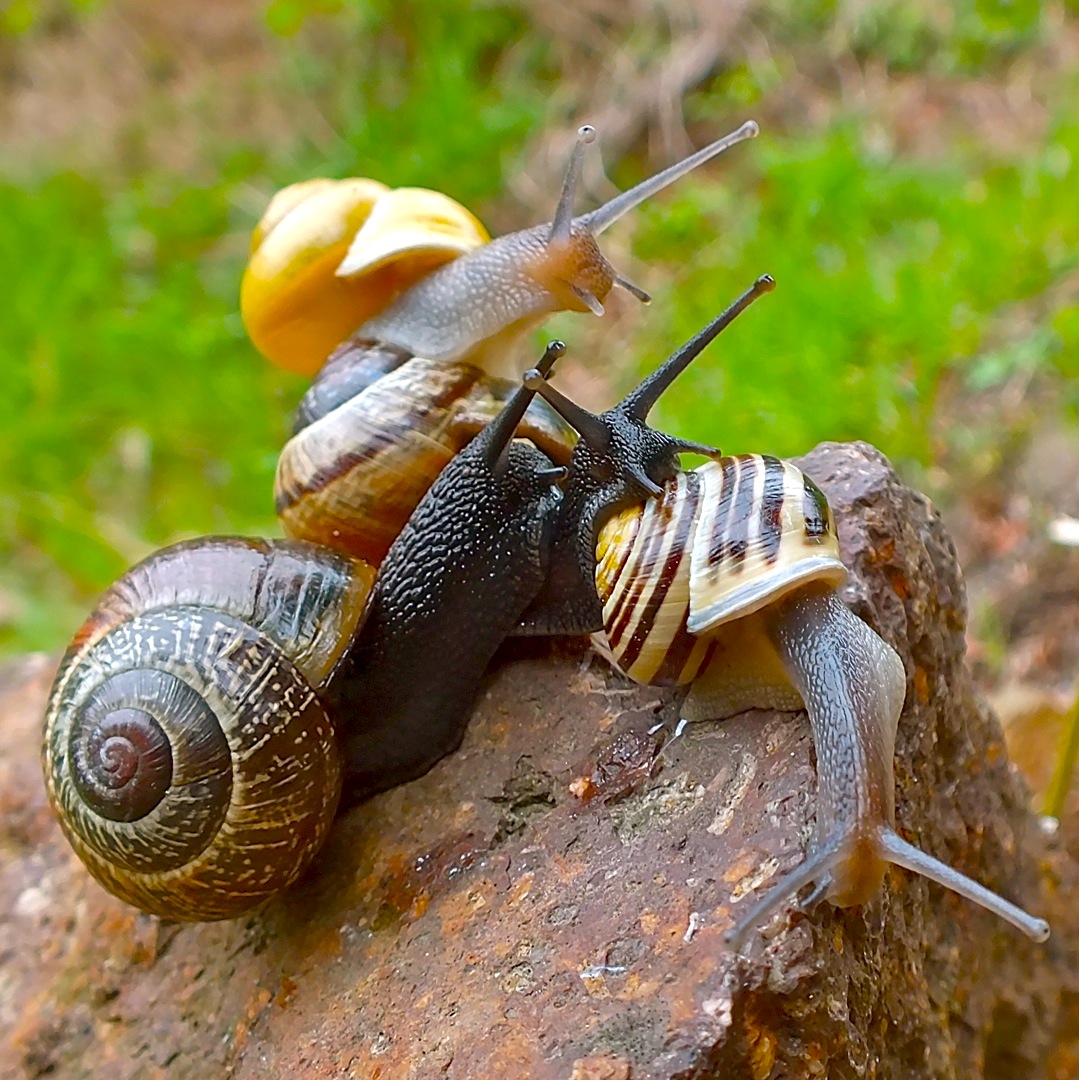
[274,344,575,564]
[241,179,489,375]
[595,455,845,687]
[42,538,375,920]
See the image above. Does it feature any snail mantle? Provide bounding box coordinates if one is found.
[2,443,1075,1080]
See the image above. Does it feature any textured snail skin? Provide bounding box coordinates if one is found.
[42,350,565,921]
[764,586,904,905]
[328,431,564,804]
[517,283,1050,945]
[316,342,566,803]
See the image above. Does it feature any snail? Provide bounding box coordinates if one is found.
[42,344,567,921]
[517,276,1051,946]
[41,119,760,922]
[242,179,491,377]
[249,121,759,565]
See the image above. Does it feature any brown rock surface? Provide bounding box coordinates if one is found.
[1,443,1075,1079]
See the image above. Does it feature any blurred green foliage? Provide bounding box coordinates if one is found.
[1,0,1076,655]
[633,119,1079,456]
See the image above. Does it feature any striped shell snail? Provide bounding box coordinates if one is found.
[521,276,1051,946]
[42,347,566,921]
[252,122,758,565]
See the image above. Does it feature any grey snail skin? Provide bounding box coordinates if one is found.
[43,119,761,922]
[518,277,1051,948]
[40,345,567,921]
[267,121,759,567]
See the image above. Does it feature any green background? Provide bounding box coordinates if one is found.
[1,0,1076,655]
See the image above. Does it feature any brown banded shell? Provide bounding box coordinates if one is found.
[595,455,846,688]
[42,538,374,921]
[241,179,489,375]
[275,345,576,565]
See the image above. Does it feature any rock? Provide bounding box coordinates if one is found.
[1,443,1076,1079]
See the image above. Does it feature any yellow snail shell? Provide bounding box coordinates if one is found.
[241,179,489,375]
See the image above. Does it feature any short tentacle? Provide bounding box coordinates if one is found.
[523,368,612,449]
[719,585,1050,948]
[480,340,565,472]
[723,834,849,953]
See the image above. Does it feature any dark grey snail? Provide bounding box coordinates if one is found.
[42,345,566,921]
[44,118,762,922]
[260,121,759,566]
[517,276,1051,947]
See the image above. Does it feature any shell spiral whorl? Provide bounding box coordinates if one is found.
[274,343,575,565]
[42,538,374,920]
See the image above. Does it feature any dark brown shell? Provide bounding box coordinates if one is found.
[41,538,374,920]
[275,341,575,565]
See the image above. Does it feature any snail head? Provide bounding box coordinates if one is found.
[522,121,760,319]
[523,273,775,511]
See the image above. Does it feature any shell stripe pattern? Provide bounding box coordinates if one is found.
[277,353,486,511]
[596,470,713,687]
[274,351,486,564]
[688,456,846,635]
[46,608,342,919]
[596,456,846,686]
[274,345,577,567]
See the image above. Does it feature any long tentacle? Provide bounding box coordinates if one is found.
[750,585,1050,943]
[580,121,759,236]
[621,275,774,420]
[878,830,1049,941]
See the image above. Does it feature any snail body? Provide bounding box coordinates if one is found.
[247,122,758,564]
[520,277,1050,945]
[42,348,566,920]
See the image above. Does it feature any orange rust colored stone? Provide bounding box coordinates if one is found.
[638,910,660,935]
[570,775,598,801]
[2,445,1075,1080]
[570,1054,633,1079]
[747,1022,778,1080]
[889,568,910,599]
[914,665,931,705]
[275,975,298,1009]
[721,849,761,885]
